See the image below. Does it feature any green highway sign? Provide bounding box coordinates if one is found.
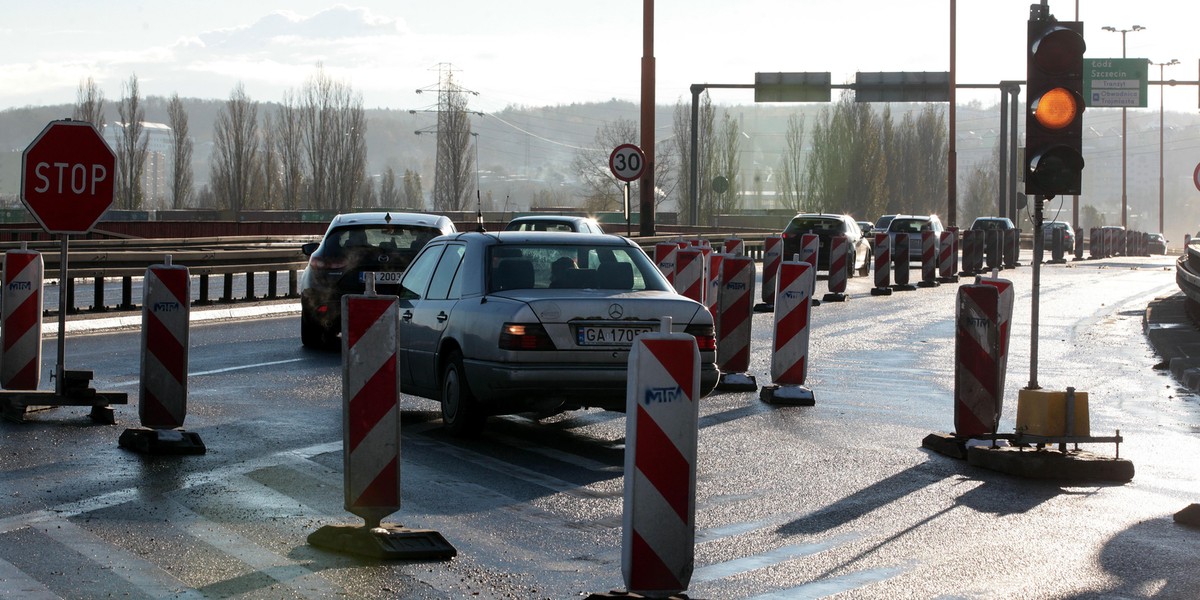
[1084,58,1148,108]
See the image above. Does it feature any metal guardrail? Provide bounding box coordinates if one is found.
[3,232,774,315]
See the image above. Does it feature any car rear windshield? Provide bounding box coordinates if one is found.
[972,219,1011,230]
[785,218,843,234]
[488,244,667,292]
[325,225,442,254]
[505,220,579,232]
[888,218,934,233]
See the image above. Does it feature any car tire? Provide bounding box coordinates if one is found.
[301,308,335,350]
[441,350,485,437]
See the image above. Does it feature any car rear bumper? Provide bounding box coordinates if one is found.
[466,359,720,412]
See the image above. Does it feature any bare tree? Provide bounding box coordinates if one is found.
[777,113,807,212]
[167,93,193,209]
[402,169,424,210]
[433,72,476,212]
[73,77,106,131]
[671,93,717,225]
[713,112,743,216]
[301,66,368,211]
[379,167,399,208]
[258,111,281,209]
[115,75,149,210]
[210,83,259,214]
[275,91,305,210]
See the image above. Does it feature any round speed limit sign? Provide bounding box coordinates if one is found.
[609,144,646,182]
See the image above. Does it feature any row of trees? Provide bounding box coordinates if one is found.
[74,67,427,214]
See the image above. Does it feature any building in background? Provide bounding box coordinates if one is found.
[103,121,173,210]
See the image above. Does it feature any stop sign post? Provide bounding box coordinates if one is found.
[7,120,127,419]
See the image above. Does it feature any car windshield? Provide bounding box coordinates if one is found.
[488,243,666,292]
[505,220,578,232]
[327,224,442,254]
[786,218,842,233]
[973,219,1010,230]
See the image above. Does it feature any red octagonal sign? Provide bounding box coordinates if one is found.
[21,120,117,235]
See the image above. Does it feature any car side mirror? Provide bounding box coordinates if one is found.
[301,242,319,256]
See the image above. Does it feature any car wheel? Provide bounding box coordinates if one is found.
[441,350,485,437]
[301,307,335,350]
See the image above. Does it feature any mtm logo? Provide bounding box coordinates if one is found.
[7,281,32,291]
[153,301,183,312]
[643,385,684,406]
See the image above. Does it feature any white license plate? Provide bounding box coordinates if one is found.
[360,271,403,284]
[576,325,655,346]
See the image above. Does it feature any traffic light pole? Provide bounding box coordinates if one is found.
[1028,197,1046,391]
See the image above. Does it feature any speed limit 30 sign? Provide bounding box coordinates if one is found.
[609,144,646,182]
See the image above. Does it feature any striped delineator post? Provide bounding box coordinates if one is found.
[308,277,455,559]
[938,231,960,283]
[705,253,724,331]
[654,242,678,286]
[120,257,205,454]
[622,319,699,597]
[822,234,849,302]
[757,235,783,311]
[674,248,705,303]
[715,255,757,391]
[870,233,893,296]
[918,231,939,288]
[799,233,821,306]
[1003,229,1021,268]
[984,229,1003,271]
[722,236,744,257]
[892,232,915,291]
[1089,228,1101,259]
[2,248,43,391]
[960,230,983,276]
[761,260,815,405]
[976,276,1014,392]
[954,284,1002,437]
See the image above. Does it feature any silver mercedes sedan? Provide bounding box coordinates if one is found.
[393,231,718,436]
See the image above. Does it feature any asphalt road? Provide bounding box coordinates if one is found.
[1,251,1198,599]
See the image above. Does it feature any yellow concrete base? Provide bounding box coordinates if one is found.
[1015,389,1090,437]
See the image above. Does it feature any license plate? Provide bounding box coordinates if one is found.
[576,325,655,346]
[360,271,403,284]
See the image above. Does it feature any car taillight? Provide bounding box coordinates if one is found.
[684,323,717,352]
[309,255,348,270]
[499,323,556,351]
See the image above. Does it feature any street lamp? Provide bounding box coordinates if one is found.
[1101,25,1144,228]
[1153,59,1180,234]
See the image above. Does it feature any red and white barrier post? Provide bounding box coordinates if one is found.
[1003,228,1021,268]
[892,232,916,291]
[621,317,699,597]
[799,233,821,306]
[960,230,982,276]
[938,230,960,283]
[823,234,849,302]
[2,245,43,391]
[918,231,939,288]
[756,235,783,311]
[706,253,724,330]
[308,274,456,559]
[654,242,678,286]
[119,256,205,454]
[761,260,815,405]
[870,233,893,296]
[716,254,757,391]
[976,276,1014,388]
[954,284,1002,437]
[722,235,744,257]
[673,247,705,304]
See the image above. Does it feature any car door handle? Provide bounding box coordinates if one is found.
[401,310,413,322]
[436,311,448,323]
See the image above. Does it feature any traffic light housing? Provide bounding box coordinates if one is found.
[1025,15,1085,198]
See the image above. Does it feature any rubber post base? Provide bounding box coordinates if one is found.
[308,523,457,560]
[760,384,815,406]
[119,428,207,455]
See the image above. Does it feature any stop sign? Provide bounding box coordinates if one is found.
[21,120,117,234]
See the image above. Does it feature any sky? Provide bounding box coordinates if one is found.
[1,0,1197,115]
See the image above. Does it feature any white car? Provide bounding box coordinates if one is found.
[504,215,606,234]
[886,214,945,262]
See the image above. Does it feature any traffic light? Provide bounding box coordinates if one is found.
[1025,13,1086,198]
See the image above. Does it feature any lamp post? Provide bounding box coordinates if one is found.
[1153,59,1180,234]
[1101,25,1144,228]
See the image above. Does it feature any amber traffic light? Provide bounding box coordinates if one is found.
[1025,16,1085,197]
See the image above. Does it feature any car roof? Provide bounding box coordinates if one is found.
[327,211,455,231]
[507,215,595,223]
[440,230,635,246]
